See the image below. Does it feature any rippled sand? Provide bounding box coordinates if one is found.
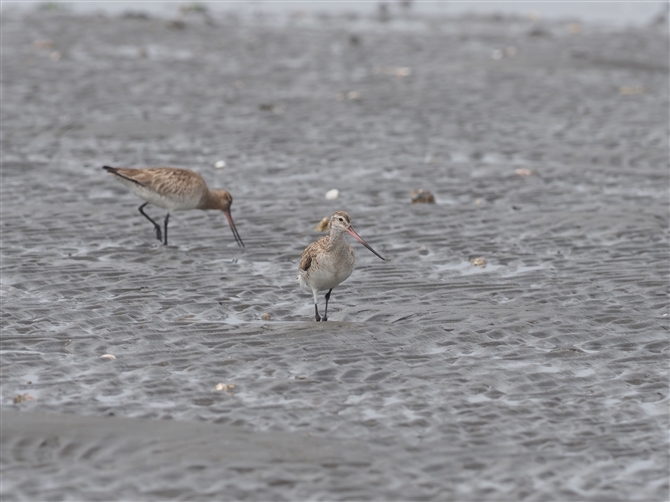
[2,6,668,501]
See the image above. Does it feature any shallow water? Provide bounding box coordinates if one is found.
[2,7,668,501]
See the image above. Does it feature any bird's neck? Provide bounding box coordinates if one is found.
[327,230,348,249]
[197,190,218,210]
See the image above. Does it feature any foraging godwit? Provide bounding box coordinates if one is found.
[298,211,385,322]
[103,166,244,247]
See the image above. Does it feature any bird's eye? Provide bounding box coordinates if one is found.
[338,218,344,222]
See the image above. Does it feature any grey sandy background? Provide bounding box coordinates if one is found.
[1,2,669,500]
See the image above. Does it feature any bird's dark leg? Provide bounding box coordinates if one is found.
[138,203,162,242]
[163,213,170,246]
[323,289,333,322]
[314,303,321,322]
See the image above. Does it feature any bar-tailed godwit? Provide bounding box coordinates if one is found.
[103,166,244,247]
[298,211,385,322]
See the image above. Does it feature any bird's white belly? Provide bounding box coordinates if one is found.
[299,262,353,293]
[124,181,195,210]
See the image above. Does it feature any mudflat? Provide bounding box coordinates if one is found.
[2,6,668,501]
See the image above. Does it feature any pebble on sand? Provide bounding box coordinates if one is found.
[33,39,54,50]
[336,91,362,101]
[470,257,487,268]
[372,66,411,77]
[620,85,645,95]
[215,383,236,395]
[325,189,339,200]
[100,354,116,360]
[568,23,583,34]
[13,393,36,404]
[410,189,435,204]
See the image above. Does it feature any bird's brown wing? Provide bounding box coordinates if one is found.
[300,253,312,272]
[108,167,208,197]
[299,237,328,272]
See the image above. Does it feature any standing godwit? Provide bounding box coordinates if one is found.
[298,211,385,322]
[103,166,244,247]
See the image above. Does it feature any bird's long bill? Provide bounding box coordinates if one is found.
[224,211,245,248]
[347,226,385,260]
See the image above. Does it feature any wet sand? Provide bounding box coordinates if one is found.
[1,6,668,501]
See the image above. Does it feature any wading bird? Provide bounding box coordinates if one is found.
[103,166,244,247]
[298,211,385,322]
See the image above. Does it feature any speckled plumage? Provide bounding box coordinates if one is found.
[298,211,385,322]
